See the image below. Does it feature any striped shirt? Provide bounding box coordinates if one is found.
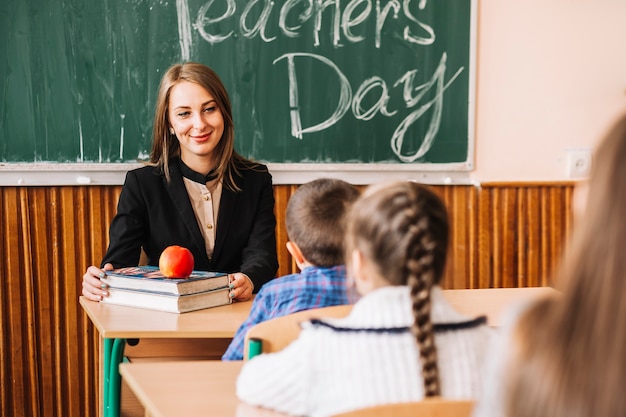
[222,265,350,361]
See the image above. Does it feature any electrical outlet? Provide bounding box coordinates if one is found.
[566,149,592,179]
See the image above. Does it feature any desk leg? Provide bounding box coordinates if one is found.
[103,338,127,417]
[103,339,112,417]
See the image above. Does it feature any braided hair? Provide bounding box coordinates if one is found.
[345,181,449,397]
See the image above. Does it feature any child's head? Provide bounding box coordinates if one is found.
[345,180,449,289]
[344,180,449,396]
[285,178,360,268]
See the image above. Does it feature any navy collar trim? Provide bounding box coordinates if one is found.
[307,316,487,334]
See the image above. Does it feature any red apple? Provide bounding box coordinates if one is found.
[159,245,194,278]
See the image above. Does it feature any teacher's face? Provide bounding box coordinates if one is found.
[168,80,224,164]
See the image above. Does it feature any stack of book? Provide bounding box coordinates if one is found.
[100,266,231,313]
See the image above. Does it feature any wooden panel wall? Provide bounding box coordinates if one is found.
[0,182,574,417]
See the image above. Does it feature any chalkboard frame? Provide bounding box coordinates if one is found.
[0,161,474,186]
[0,0,477,186]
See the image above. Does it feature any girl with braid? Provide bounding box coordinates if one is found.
[237,181,494,417]
[473,113,626,417]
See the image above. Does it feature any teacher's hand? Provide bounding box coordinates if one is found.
[229,273,254,301]
[82,263,114,301]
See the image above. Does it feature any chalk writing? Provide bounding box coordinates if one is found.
[274,52,462,160]
[119,114,126,161]
[180,0,470,163]
[2,0,471,166]
[177,0,194,60]
[193,0,435,48]
[177,0,463,162]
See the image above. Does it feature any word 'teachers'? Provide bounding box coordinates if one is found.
[193,0,436,48]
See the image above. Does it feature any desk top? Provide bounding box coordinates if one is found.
[81,287,558,338]
[442,287,558,326]
[79,296,254,338]
[118,287,558,417]
[120,360,286,417]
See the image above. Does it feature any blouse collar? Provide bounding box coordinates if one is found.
[178,158,218,184]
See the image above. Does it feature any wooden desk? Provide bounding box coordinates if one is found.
[80,296,254,417]
[442,287,558,326]
[120,361,287,417]
[118,287,558,417]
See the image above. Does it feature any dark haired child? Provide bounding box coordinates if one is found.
[222,178,360,360]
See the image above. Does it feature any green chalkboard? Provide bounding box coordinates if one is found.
[1,0,475,168]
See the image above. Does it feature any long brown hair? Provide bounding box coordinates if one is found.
[344,181,449,397]
[150,62,261,189]
[507,114,626,417]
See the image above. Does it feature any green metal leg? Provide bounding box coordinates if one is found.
[103,338,126,417]
[103,338,113,417]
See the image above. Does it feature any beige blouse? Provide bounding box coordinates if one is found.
[182,177,223,260]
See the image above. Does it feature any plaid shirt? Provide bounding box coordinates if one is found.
[222,265,349,360]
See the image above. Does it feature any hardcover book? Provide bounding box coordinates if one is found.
[101,266,230,296]
[100,286,232,313]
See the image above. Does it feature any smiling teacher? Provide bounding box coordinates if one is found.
[82,62,279,302]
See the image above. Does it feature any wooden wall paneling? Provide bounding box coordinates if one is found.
[272,184,298,278]
[475,186,493,288]
[30,188,56,417]
[514,188,526,287]
[486,188,498,287]
[542,187,558,287]
[557,187,572,277]
[541,186,572,287]
[479,184,574,289]
[465,186,480,289]
[55,187,91,417]
[81,186,120,417]
[564,186,575,247]
[482,187,496,288]
[0,182,575,417]
[74,185,125,417]
[40,188,63,416]
[75,186,123,417]
[504,187,520,287]
[0,188,4,417]
[539,188,551,287]
[502,188,520,288]
[18,187,35,415]
[520,187,538,287]
[1,188,31,416]
[437,185,477,289]
[431,186,449,286]
[48,188,73,416]
[562,186,575,275]
[22,188,41,415]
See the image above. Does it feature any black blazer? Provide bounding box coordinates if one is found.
[101,159,278,291]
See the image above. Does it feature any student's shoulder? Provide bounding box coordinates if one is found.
[125,164,163,181]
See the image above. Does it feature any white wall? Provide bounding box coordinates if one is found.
[473,0,626,181]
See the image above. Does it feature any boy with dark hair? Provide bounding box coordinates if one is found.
[222,178,360,360]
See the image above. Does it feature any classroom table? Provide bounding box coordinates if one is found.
[442,287,558,326]
[79,296,254,417]
[118,287,558,417]
[119,361,287,417]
